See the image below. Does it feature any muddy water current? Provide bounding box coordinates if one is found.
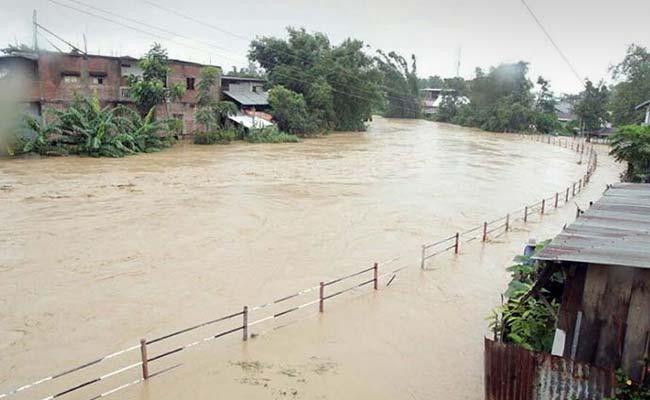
[0,117,619,399]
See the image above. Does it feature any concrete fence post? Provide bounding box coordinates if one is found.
[420,245,425,270]
[541,199,545,215]
[454,232,460,254]
[482,222,488,242]
[140,339,149,380]
[505,214,510,232]
[524,206,528,223]
[555,192,559,208]
[319,282,324,313]
[566,187,570,202]
[373,262,378,290]
[242,306,248,341]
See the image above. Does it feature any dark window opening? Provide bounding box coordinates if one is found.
[186,77,195,90]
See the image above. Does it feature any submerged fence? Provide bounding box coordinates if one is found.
[1,134,598,400]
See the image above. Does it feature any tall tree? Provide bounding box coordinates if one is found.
[575,80,609,132]
[375,50,421,118]
[127,43,185,117]
[609,44,650,126]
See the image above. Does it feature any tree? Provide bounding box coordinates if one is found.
[575,80,609,132]
[609,124,650,182]
[194,66,237,133]
[533,77,560,133]
[268,85,312,134]
[609,44,650,126]
[418,75,444,89]
[249,28,383,132]
[374,50,421,118]
[128,43,185,117]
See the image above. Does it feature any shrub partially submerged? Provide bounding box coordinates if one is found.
[193,128,237,145]
[14,95,173,157]
[245,126,299,143]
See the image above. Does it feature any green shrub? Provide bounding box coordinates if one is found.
[245,126,299,143]
[193,128,237,145]
[606,370,650,400]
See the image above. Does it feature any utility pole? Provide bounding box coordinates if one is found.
[456,46,462,77]
[32,10,38,51]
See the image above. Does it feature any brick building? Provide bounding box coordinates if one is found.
[0,50,220,136]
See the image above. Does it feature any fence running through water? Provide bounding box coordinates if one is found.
[1,134,598,400]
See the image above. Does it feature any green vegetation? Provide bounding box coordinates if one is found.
[606,370,650,400]
[127,43,185,117]
[193,66,238,145]
[194,128,237,145]
[488,240,563,352]
[249,28,384,134]
[15,95,171,157]
[245,126,299,143]
[610,124,650,182]
[609,45,650,127]
[374,51,420,118]
[574,79,610,132]
[267,85,312,134]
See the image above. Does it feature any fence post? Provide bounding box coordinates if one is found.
[140,339,149,380]
[420,245,425,270]
[319,282,324,313]
[572,182,576,197]
[505,214,510,232]
[524,206,528,223]
[566,187,570,202]
[454,232,460,254]
[555,192,559,208]
[541,199,545,215]
[242,306,248,341]
[482,222,488,242]
[373,262,378,290]
[579,178,583,192]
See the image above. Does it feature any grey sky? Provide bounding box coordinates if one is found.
[1,0,648,93]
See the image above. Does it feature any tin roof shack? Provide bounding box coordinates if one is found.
[220,76,269,112]
[534,183,650,382]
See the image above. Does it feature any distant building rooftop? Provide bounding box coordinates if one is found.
[534,183,650,269]
[221,75,266,83]
[223,90,269,107]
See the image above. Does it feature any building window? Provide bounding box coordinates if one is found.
[186,77,195,90]
[62,74,80,83]
[92,76,104,85]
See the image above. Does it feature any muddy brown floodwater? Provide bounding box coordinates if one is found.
[0,117,622,400]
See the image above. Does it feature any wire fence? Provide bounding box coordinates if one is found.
[0,134,598,400]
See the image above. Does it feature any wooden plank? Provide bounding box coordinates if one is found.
[576,264,609,363]
[558,264,588,357]
[594,265,635,368]
[622,269,650,381]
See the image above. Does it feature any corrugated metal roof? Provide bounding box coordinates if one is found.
[635,99,650,110]
[223,90,269,106]
[534,183,650,269]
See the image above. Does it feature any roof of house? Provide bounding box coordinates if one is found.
[534,183,650,269]
[227,114,274,129]
[635,99,650,110]
[221,75,266,83]
[223,90,269,106]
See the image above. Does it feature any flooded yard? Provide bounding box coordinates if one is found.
[0,117,616,399]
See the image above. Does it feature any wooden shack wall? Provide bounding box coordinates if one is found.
[557,263,650,381]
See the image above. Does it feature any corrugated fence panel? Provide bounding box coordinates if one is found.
[485,339,614,400]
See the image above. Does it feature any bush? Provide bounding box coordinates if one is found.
[193,128,237,145]
[268,86,315,135]
[246,126,299,143]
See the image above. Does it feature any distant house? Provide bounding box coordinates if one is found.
[220,75,270,113]
[419,88,468,116]
[554,100,576,123]
[636,99,650,125]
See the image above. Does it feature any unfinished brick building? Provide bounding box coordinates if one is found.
[0,50,220,136]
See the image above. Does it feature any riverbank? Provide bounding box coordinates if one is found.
[0,117,614,399]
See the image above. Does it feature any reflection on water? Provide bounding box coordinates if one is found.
[0,117,590,398]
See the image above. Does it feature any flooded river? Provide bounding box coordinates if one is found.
[0,117,619,399]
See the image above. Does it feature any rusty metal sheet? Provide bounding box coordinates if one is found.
[485,339,614,400]
[534,183,650,269]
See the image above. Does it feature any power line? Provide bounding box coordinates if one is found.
[519,0,584,86]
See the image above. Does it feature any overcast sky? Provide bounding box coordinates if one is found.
[1,0,649,94]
